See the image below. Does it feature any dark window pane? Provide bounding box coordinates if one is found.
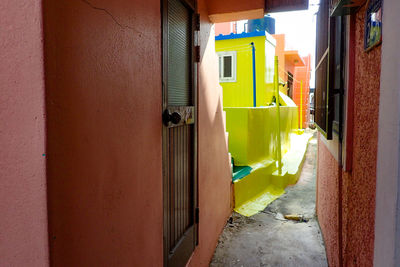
[223,56,232,78]
[315,56,328,132]
[316,0,329,63]
[219,56,222,78]
[168,0,192,106]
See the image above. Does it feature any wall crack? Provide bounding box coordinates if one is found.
[80,0,146,38]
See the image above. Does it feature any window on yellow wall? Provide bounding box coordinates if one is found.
[217,51,237,82]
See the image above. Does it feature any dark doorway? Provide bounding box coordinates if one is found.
[162,0,198,266]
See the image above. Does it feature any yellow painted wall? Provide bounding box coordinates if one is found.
[264,37,276,104]
[216,35,275,107]
[224,106,298,166]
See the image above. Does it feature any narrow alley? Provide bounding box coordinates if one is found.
[211,132,327,266]
[3,0,399,266]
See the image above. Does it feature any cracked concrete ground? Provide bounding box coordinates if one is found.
[210,133,328,267]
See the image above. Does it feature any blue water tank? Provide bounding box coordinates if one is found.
[248,16,275,34]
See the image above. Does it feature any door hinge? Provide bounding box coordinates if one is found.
[195,207,199,223]
[195,13,200,31]
[195,46,200,63]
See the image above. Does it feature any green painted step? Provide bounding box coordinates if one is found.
[232,165,252,182]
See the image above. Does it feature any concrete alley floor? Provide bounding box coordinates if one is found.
[210,134,328,267]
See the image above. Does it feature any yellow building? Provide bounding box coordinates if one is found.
[215,31,276,107]
[215,31,310,217]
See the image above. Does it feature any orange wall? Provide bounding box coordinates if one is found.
[317,5,381,266]
[293,55,311,128]
[0,0,49,265]
[43,0,231,265]
[273,34,296,81]
[273,34,288,82]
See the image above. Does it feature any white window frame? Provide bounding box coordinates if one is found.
[217,51,237,83]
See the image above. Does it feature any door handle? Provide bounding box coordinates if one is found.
[163,109,182,126]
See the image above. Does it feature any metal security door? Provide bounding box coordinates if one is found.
[162,0,198,266]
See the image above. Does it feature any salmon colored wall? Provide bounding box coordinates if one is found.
[273,34,296,81]
[273,34,288,82]
[0,0,49,266]
[43,0,231,265]
[188,1,233,265]
[317,5,381,266]
[316,137,340,266]
[215,22,233,36]
[293,55,311,128]
[285,61,296,77]
[342,6,380,265]
[206,0,264,17]
[43,0,163,265]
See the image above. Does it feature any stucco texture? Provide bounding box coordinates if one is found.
[316,137,340,266]
[43,0,163,265]
[343,5,381,266]
[43,0,232,265]
[188,0,233,265]
[0,0,49,266]
[317,5,381,267]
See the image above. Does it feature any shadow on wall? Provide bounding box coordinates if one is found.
[187,9,233,265]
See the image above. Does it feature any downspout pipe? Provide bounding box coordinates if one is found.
[251,42,256,107]
[274,56,282,173]
[300,80,303,129]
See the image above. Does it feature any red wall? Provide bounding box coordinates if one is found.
[317,5,381,266]
[43,0,163,265]
[0,0,49,266]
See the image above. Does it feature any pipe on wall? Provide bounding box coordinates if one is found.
[251,42,256,107]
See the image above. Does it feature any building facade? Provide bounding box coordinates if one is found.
[216,31,276,107]
[314,0,400,266]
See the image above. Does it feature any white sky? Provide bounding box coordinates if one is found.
[236,0,319,87]
[270,0,320,87]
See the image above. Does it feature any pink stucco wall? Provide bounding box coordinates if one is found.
[342,5,380,265]
[316,138,340,266]
[43,0,231,265]
[317,5,381,266]
[43,0,163,265]
[188,0,233,265]
[0,0,49,266]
